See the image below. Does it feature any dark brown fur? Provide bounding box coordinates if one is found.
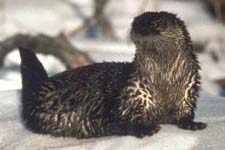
[19,11,206,139]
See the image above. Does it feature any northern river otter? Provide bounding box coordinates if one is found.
[19,11,206,139]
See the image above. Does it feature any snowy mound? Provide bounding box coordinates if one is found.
[0,90,225,150]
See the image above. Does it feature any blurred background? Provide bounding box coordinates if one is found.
[0,0,225,97]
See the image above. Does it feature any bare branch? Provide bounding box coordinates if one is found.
[0,33,93,69]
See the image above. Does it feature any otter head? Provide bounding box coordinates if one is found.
[130,11,192,52]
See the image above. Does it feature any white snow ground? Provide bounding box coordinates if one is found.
[0,90,225,150]
[1,0,225,149]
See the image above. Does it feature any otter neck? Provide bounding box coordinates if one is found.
[132,43,183,82]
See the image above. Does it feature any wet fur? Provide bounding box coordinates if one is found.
[20,11,206,139]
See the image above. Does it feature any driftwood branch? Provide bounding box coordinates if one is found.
[0,33,93,69]
[66,0,116,39]
[93,0,115,39]
[203,0,225,23]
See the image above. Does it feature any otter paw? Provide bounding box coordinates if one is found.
[148,125,161,135]
[178,121,207,130]
[133,132,146,138]
[133,125,161,138]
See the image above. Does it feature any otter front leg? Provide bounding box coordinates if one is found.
[177,108,206,130]
[117,79,163,137]
[117,103,161,137]
[176,75,207,130]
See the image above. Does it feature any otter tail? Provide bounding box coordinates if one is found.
[19,47,48,99]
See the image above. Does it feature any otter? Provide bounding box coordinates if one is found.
[19,11,206,139]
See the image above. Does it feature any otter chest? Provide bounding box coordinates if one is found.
[125,77,188,116]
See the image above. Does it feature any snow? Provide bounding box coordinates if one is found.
[1,0,225,149]
[0,90,225,150]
